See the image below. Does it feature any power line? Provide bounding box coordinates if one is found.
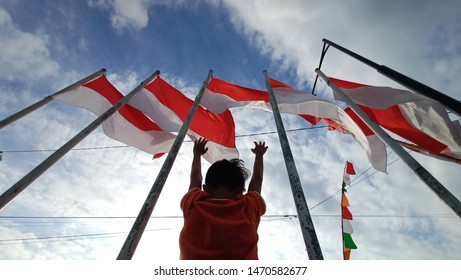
[0,214,298,220]
[0,213,454,245]
[0,228,177,246]
[0,213,454,221]
[309,139,426,212]
[1,126,327,153]
[309,152,404,211]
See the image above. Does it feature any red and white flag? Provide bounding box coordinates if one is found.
[53,75,176,157]
[202,77,388,172]
[128,77,239,163]
[202,77,270,113]
[330,78,461,161]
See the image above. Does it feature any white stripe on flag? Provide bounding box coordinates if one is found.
[55,82,176,156]
[203,78,388,172]
[343,219,353,234]
[129,86,239,163]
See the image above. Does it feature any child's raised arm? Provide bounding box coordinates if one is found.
[248,141,268,194]
[189,137,208,190]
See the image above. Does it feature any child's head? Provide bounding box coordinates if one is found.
[204,159,249,194]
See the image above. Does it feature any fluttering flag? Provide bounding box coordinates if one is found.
[54,75,176,157]
[346,161,356,175]
[202,77,270,113]
[201,77,388,172]
[342,161,358,260]
[128,77,239,163]
[342,219,353,234]
[342,206,353,220]
[341,193,350,207]
[330,77,461,162]
[343,233,357,250]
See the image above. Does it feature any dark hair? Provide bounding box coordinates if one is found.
[205,159,249,193]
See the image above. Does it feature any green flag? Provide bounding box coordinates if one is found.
[343,233,357,249]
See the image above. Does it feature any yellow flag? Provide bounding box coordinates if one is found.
[342,193,350,206]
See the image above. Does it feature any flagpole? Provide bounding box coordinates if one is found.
[116,70,213,260]
[311,42,329,95]
[0,70,160,212]
[341,163,346,260]
[322,38,461,117]
[0,68,106,129]
[316,68,461,219]
[263,70,323,260]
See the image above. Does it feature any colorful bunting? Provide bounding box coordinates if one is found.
[346,161,356,175]
[342,219,353,234]
[341,193,350,207]
[342,206,353,220]
[344,248,351,260]
[343,233,358,249]
[341,161,358,260]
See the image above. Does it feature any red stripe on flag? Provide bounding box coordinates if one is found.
[346,161,356,175]
[345,104,448,153]
[269,78,291,88]
[299,115,321,126]
[83,76,164,132]
[332,78,450,154]
[342,206,353,220]
[330,77,368,89]
[344,107,374,136]
[207,78,269,102]
[145,77,236,148]
[152,153,166,159]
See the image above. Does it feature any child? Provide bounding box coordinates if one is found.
[179,137,268,260]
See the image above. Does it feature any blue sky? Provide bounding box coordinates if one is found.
[0,0,460,261]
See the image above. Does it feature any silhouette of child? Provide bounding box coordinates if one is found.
[179,137,268,259]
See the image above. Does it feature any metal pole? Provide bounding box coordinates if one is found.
[340,164,346,260]
[116,70,213,260]
[0,68,106,129]
[322,38,461,117]
[0,70,160,211]
[311,42,329,95]
[316,68,461,218]
[263,70,324,260]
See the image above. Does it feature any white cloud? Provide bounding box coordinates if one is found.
[110,0,149,31]
[88,0,149,31]
[1,1,460,261]
[220,0,461,97]
[0,8,59,81]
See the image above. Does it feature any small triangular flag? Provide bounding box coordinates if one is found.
[344,248,351,260]
[343,233,357,249]
[342,193,350,207]
[343,219,353,234]
[342,206,353,220]
[346,161,356,175]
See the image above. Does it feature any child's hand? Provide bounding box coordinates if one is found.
[251,141,268,156]
[194,137,209,156]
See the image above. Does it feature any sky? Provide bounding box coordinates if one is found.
[0,0,460,260]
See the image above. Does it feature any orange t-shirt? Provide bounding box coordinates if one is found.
[179,188,266,260]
